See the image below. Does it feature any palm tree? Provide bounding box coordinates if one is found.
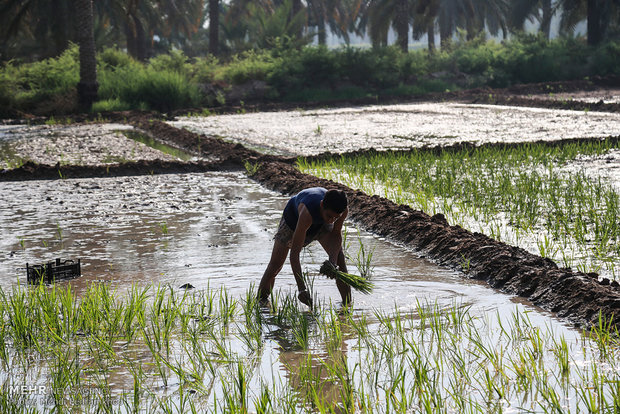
[307,0,365,45]
[510,0,554,39]
[0,0,75,59]
[417,0,509,49]
[395,0,410,51]
[358,0,411,51]
[209,0,220,55]
[92,0,204,60]
[556,0,619,45]
[223,0,310,51]
[74,0,98,110]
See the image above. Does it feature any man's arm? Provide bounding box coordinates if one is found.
[290,204,312,291]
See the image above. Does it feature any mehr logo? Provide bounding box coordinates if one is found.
[9,384,47,395]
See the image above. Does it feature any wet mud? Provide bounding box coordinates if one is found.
[0,159,240,181]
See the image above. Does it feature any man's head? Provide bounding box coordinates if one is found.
[320,189,347,223]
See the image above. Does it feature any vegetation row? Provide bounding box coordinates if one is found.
[2,35,620,117]
[299,138,620,280]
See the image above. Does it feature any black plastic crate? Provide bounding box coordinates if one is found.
[26,258,81,284]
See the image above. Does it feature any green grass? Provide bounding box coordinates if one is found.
[0,281,618,412]
[298,138,620,279]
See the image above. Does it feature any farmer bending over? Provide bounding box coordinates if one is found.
[258,187,351,308]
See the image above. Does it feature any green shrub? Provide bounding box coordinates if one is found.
[11,44,80,108]
[296,46,338,87]
[99,65,200,112]
[148,49,190,75]
[190,56,220,84]
[98,47,135,70]
[268,46,338,92]
[493,34,589,85]
[335,47,402,88]
[453,40,498,75]
[591,40,620,75]
[217,50,276,84]
[3,37,620,117]
[399,50,430,81]
[0,69,16,115]
[91,98,132,113]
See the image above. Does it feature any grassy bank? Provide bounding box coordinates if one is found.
[299,139,620,279]
[2,35,620,117]
[0,280,618,413]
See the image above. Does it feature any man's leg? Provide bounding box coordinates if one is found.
[319,234,352,305]
[258,239,289,301]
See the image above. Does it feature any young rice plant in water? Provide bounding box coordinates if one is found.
[299,138,620,279]
[0,281,618,412]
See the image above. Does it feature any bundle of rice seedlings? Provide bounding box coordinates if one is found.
[319,260,374,294]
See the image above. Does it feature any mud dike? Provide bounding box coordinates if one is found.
[3,115,620,328]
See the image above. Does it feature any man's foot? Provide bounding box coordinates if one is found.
[297,290,313,309]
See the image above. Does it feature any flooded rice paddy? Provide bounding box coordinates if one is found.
[0,123,183,169]
[1,171,524,309]
[1,101,620,412]
[172,102,620,156]
[1,171,619,412]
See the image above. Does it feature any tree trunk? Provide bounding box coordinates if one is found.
[74,0,98,111]
[464,0,479,41]
[52,0,70,56]
[291,0,304,40]
[209,0,219,56]
[587,0,603,45]
[318,17,327,45]
[439,12,452,49]
[427,24,435,54]
[316,1,327,46]
[541,0,552,40]
[134,16,147,61]
[395,0,409,53]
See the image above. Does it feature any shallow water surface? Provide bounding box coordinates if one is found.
[1,171,525,313]
[0,123,179,168]
[0,172,580,331]
[0,172,602,412]
[172,102,620,156]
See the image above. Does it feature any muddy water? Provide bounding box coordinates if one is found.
[0,171,596,411]
[0,171,576,322]
[172,102,620,156]
[0,123,182,169]
[0,171,521,311]
[524,88,620,104]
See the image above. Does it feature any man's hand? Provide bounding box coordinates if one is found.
[297,289,313,308]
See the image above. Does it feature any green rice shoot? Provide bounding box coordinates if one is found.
[319,260,374,294]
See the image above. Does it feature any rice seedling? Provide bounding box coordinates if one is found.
[298,138,620,279]
[319,260,373,294]
[345,228,376,279]
[238,285,264,352]
[0,280,619,413]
